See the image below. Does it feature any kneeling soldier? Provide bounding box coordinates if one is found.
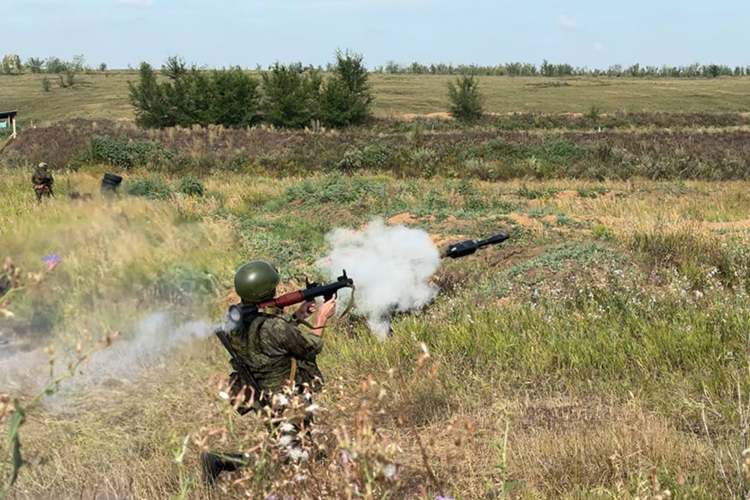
[201,260,336,483]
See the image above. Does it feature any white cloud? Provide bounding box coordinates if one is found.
[555,14,578,31]
[117,0,152,6]
[594,42,605,51]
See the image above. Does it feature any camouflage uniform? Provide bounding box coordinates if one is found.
[31,165,54,202]
[228,307,323,463]
[229,308,323,394]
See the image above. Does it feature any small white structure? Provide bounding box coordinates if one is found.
[2,55,21,74]
[0,110,18,139]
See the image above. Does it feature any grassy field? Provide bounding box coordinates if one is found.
[3,72,750,499]
[3,72,750,126]
[2,166,750,498]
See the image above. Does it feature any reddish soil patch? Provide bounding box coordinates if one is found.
[387,212,419,225]
[540,215,557,226]
[556,190,579,200]
[506,213,543,230]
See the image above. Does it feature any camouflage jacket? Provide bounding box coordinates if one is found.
[229,309,323,394]
[32,168,53,187]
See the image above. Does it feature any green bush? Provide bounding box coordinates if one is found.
[89,135,157,168]
[447,75,484,122]
[337,144,392,171]
[261,63,322,128]
[45,57,68,74]
[318,50,373,127]
[177,175,204,197]
[125,177,173,200]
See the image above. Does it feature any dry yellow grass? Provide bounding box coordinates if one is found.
[3,169,750,498]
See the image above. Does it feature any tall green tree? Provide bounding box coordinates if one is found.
[128,62,173,129]
[318,50,373,128]
[208,67,261,127]
[261,63,321,128]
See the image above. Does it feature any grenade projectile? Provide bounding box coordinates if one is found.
[443,233,509,259]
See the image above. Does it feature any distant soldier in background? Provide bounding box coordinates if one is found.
[31,163,54,202]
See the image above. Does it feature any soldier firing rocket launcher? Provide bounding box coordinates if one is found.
[214,271,355,403]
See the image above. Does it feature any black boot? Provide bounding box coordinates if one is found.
[200,452,248,485]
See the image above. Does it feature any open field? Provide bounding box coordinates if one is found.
[3,71,750,499]
[2,72,750,126]
[3,167,750,498]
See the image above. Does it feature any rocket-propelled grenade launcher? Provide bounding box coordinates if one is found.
[227,271,354,328]
[443,233,510,259]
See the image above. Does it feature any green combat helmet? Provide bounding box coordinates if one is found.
[234,261,280,303]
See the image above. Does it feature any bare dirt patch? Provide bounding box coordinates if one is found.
[387,212,419,225]
[540,215,558,226]
[556,190,579,200]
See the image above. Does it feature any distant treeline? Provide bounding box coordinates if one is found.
[371,61,750,78]
[1,55,107,74]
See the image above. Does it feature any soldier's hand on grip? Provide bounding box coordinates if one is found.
[318,297,337,322]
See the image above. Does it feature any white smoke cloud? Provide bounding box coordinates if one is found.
[0,313,212,397]
[320,219,440,340]
[80,313,211,381]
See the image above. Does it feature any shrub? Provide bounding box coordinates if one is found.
[64,70,76,88]
[337,144,392,171]
[261,63,322,128]
[125,177,173,200]
[177,175,204,197]
[447,75,484,122]
[318,50,373,127]
[89,135,157,168]
[41,77,51,92]
[45,57,68,74]
[99,63,107,72]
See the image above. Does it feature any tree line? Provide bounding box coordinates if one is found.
[1,55,107,75]
[374,60,750,78]
[129,51,373,129]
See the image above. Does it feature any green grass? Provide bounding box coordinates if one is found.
[4,72,750,126]
[2,171,750,498]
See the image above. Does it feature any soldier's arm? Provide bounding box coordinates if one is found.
[272,318,323,362]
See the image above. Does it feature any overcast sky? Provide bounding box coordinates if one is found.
[5,0,750,69]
